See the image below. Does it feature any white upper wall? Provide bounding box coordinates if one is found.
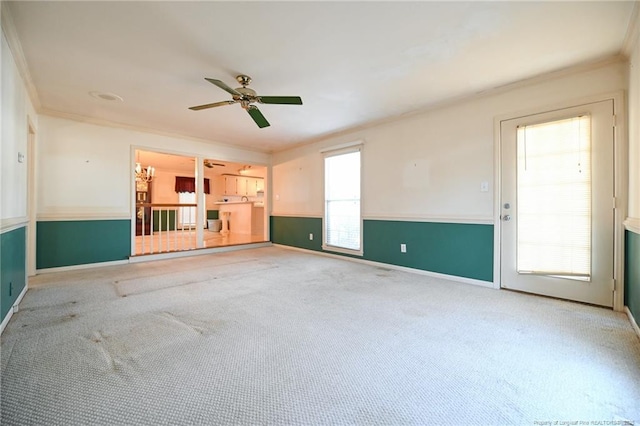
[1,22,36,224]
[272,61,627,222]
[37,115,270,220]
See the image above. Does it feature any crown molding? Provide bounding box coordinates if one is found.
[621,1,640,58]
[1,2,41,110]
[274,55,626,154]
[40,108,270,157]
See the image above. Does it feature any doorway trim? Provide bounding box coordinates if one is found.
[27,117,37,277]
[493,91,627,311]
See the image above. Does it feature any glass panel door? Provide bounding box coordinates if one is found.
[500,100,614,307]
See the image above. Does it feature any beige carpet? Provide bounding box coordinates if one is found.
[1,246,639,425]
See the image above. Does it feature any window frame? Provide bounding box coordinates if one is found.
[322,143,363,256]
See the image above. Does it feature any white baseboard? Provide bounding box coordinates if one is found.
[273,244,495,289]
[625,306,640,341]
[36,259,129,274]
[1,284,28,335]
[128,242,273,264]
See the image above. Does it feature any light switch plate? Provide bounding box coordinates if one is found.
[480,181,489,192]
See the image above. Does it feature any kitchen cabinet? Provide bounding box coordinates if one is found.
[222,175,264,197]
[224,175,237,195]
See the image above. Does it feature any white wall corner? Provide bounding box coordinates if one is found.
[622,2,640,58]
[0,2,41,110]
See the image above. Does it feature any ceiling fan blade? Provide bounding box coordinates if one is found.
[189,100,236,111]
[259,96,303,105]
[247,106,270,128]
[205,78,241,96]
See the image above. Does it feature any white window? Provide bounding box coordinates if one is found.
[516,115,591,280]
[178,192,202,229]
[323,146,362,254]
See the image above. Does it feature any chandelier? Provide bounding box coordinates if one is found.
[135,162,155,182]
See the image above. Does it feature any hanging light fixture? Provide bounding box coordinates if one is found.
[135,152,155,182]
[238,165,252,175]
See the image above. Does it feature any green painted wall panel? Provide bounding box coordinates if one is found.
[625,230,640,320]
[37,220,130,269]
[364,220,493,282]
[152,210,177,231]
[270,216,323,251]
[270,216,494,282]
[1,226,27,320]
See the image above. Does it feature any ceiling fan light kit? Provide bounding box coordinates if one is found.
[189,75,303,128]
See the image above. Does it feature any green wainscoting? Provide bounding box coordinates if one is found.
[625,229,640,320]
[153,210,177,232]
[364,220,493,282]
[37,220,130,269]
[270,216,323,251]
[207,210,219,220]
[270,216,494,282]
[1,226,27,321]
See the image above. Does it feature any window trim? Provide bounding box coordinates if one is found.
[322,143,363,256]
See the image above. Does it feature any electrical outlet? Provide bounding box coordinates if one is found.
[309,233,313,240]
[400,244,407,253]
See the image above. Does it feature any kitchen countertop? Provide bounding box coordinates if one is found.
[214,201,253,205]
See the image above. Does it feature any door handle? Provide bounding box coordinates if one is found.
[502,215,511,221]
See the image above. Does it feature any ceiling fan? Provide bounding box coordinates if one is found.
[190,159,226,168]
[204,160,225,169]
[188,75,303,128]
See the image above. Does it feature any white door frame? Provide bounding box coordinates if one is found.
[493,91,627,311]
[27,117,37,277]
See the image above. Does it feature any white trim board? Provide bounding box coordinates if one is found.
[0,284,28,335]
[1,219,28,234]
[270,213,494,225]
[271,212,323,218]
[363,215,494,225]
[273,244,494,289]
[37,214,131,221]
[624,218,640,235]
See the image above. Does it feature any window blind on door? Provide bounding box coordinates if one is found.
[516,115,591,280]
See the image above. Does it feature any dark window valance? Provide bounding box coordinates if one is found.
[175,176,210,194]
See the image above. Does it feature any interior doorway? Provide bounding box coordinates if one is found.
[132,150,268,256]
[499,100,615,307]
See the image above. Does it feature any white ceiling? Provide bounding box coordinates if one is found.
[5,1,636,153]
